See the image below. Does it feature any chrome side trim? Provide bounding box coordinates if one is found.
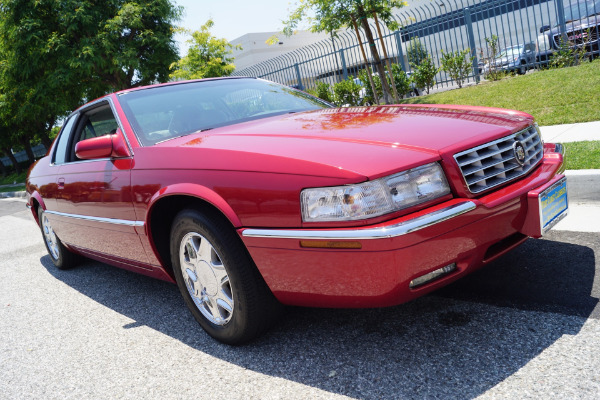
[242,201,477,240]
[45,210,144,227]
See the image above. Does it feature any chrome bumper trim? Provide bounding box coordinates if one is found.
[242,201,477,240]
[555,143,566,174]
[45,210,144,227]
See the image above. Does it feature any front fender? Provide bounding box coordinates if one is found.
[146,183,243,231]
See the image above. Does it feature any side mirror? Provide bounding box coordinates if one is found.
[540,25,550,33]
[75,129,130,160]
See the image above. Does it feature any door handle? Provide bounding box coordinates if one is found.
[58,178,65,189]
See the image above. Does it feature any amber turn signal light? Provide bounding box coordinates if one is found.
[299,240,362,249]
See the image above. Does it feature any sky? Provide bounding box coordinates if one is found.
[173,0,294,53]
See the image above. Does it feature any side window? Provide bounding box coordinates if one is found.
[69,103,120,162]
[53,115,78,165]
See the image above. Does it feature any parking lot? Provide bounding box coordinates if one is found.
[1,197,599,399]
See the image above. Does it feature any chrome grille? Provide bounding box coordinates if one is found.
[553,26,599,47]
[454,125,544,194]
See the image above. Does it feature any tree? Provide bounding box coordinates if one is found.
[0,0,181,163]
[170,19,240,80]
[440,49,474,89]
[280,0,408,105]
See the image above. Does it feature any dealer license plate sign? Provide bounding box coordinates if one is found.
[539,177,568,234]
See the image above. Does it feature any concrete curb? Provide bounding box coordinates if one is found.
[0,191,27,199]
[2,170,598,203]
[564,169,600,205]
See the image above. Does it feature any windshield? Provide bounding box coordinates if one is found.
[497,46,523,58]
[119,78,331,146]
[564,0,600,22]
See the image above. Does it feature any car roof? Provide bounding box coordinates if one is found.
[115,76,257,96]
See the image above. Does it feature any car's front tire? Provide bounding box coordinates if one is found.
[38,208,79,269]
[170,209,281,345]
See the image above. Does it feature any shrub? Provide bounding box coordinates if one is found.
[484,35,506,81]
[313,81,334,103]
[440,49,474,88]
[407,36,429,67]
[390,64,412,98]
[357,69,380,105]
[412,57,439,94]
[550,34,589,69]
[332,77,363,106]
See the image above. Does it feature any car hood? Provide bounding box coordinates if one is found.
[146,105,533,180]
[549,16,600,36]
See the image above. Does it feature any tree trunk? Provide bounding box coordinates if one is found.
[358,7,393,104]
[352,19,379,105]
[39,131,52,150]
[19,137,35,164]
[3,148,21,174]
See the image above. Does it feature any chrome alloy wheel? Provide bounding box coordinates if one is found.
[42,212,60,260]
[179,232,234,325]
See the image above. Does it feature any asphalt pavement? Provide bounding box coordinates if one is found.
[1,190,599,399]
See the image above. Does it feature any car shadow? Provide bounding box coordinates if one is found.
[41,230,597,399]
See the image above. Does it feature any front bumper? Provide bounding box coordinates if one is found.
[239,145,566,308]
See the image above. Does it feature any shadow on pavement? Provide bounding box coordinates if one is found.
[41,230,597,399]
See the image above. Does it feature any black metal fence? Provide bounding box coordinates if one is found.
[232,0,599,91]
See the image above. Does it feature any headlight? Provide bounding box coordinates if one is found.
[301,162,451,222]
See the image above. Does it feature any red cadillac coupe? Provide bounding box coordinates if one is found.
[26,77,568,344]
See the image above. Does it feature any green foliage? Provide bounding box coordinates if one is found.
[0,169,27,185]
[406,36,429,67]
[170,19,240,80]
[280,0,407,36]
[390,64,412,98]
[412,57,439,94]
[332,77,363,106]
[400,59,600,127]
[313,81,334,103]
[358,69,381,105]
[440,49,474,89]
[279,0,408,104]
[358,64,414,103]
[483,35,506,81]
[550,34,588,69]
[0,0,181,159]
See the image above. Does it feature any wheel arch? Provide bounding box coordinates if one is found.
[145,184,243,277]
[28,191,47,226]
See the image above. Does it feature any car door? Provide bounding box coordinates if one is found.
[50,99,150,265]
[525,43,536,65]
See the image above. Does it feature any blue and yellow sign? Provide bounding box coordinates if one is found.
[540,178,568,229]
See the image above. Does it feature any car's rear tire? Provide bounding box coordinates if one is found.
[170,209,281,345]
[518,63,526,75]
[38,208,79,270]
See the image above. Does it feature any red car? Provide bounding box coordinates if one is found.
[26,77,568,344]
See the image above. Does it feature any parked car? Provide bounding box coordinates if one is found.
[537,0,600,64]
[27,77,568,344]
[483,42,537,75]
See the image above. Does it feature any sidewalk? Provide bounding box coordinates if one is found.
[538,120,600,143]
